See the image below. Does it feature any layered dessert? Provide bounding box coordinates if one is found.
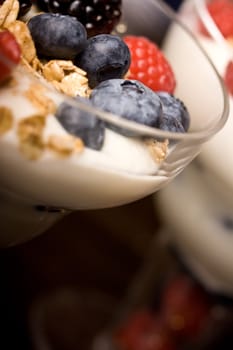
[156,0,233,297]
[98,269,233,350]
[0,0,228,245]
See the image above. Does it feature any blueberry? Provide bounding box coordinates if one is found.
[75,34,131,88]
[55,97,105,150]
[27,13,87,59]
[221,216,233,232]
[157,92,190,133]
[90,79,162,136]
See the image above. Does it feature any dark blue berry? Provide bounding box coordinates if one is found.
[27,13,87,59]
[90,79,162,136]
[55,97,105,150]
[35,0,49,12]
[157,91,190,133]
[75,34,131,88]
[18,0,32,17]
[221,216,233,232]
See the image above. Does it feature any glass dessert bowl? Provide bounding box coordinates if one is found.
[155,0,233,297]
[0,0,229,247]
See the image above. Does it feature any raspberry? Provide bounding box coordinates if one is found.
[114,310,176,350]
[224,60,233,95]
[160,274,211,340]
[123,35,176,94]
[0,30,21,83]
[35,0,122,37]
[200,0,233,38]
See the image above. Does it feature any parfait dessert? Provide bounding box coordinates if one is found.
[0,0,228,246]
[98,266,233,350]
[156,0,233,299]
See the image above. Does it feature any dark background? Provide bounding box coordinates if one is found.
[0,196,159,349]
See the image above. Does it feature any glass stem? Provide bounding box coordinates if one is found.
[0,187,67,247]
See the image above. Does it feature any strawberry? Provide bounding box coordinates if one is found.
[224,60,233,95]
[123,35,176,93]
[114,309,176,350]
[200,0,233,38]
[0,30,21,83]
[160,274,211,340]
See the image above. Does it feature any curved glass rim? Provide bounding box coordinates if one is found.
[65,0,229,143]
[7,0,229,144]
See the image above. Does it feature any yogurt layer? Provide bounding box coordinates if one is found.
[156,163,233,297]
[178,0,233,189]
[0,69,169,209]
[193,35,233,195]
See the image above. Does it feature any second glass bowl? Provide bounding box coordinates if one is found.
[155,0,233,297]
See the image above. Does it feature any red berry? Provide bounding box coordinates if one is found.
[114,309,176,350]
[224,60,233,95]
[123,35,176,93]
[160,274,211,340]
[0,30,21,83]
[200,0,233,38]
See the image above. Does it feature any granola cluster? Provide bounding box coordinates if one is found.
[0,0,168,163]
[3,1,91,97]
[0,0,89,159]
[0,106,14,134]
[18,114,84,160]
[0,69,86,159]
[145,138,169,164]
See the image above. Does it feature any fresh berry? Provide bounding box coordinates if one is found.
[123,36,176,94]
[75,34,131,89]
[157,92,190,133]
[90,79,162,136]
[18,0,32,17]
[36,0,122,37]
[114,310,176,350]
[55,97,105,150]
[200,0,233,38]
[0,30,21,83]
[160,274,211,339]
[35,0,49,12]
[224,60,233,95]
[27,13,87,59]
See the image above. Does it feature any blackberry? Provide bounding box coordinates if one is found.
[18,0,32,17]
[36,0,49,12]
[36,0,122,37]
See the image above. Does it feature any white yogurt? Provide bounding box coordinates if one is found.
[193,36,233,197]
[156,164,233,297]
[156,0,233,297]
[0,69,169,210]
